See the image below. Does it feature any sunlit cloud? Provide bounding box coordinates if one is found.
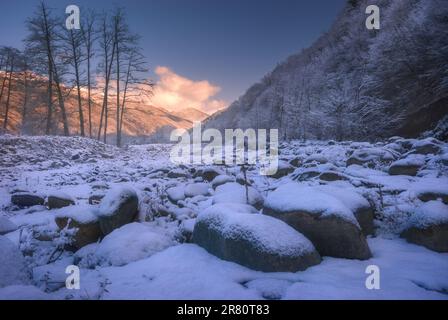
[150,66,228,114]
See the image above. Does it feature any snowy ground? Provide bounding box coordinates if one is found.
[0,134,447,300]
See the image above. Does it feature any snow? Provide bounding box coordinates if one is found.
[211,175,235,189]
[0,216,17,235]
[0,285,49,300]
[47,191,75,202]
[197,203,316,257]
[166,185,186,202]
[34,238,448,300]
[184,183,211,198]
[213,182,263,207]
[54,204,98,224]
[390,154,426,167]
[0,236,30,288]
[76,223,174,267]
[264,183,359,225]
[315,183,370,212]
[0,135,447,300]
[409,201,448,228]
[97,187,137,217]
[411,178,448,197]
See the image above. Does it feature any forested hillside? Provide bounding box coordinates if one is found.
[205,0,448,141]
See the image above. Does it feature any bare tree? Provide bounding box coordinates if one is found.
[2,48,20,130]
[25,2,70,135]
[0,47,10,105]
[97,12,116,143]
[111,8,153,147]
[117,46,153,146]
[18,57,34,134]
[81,10,96,138]
[63,26,86,136]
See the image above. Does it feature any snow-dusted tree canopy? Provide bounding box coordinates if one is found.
[205,0,448,141]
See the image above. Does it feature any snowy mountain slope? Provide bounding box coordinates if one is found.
[205,0,448,140]
[0,72,193,141]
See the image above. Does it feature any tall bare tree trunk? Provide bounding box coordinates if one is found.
[115,37,121,147]
[87,52,92,137]
[52,62,70,136]
[3,57,14,130]
[0,54,9,104]
[21,72,30,133]
[41,3,54,135]
[69,29,85,136]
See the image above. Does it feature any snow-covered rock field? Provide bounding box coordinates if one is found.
[0,134,447,300]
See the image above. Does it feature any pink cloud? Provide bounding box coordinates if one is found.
[150,66,227,114]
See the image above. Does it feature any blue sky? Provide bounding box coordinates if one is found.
[0,0,346,112]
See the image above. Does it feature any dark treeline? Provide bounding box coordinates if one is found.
[0,1,153,147]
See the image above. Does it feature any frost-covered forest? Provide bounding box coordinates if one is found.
[206,0,448,141]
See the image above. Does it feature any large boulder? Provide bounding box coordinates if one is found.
[346,147,398,167]
[417,191,448,205]
[0,236,30,288]
[315,184,375,236]
[194,167,224,182]
[184,183,211,198]
[410,138,442,155]
[166,185,186,204]
[11,193,45,208]
[54,205,102,249]
[75,223,174,268]
[213,182,264,210]
[96,187,139,235]
[211,175,235,189]
[271,161,295,179]
[0,216,18,236]
[263,183,372,260]
[400,201,448,252]
[47,193,76,209]
[193,203,321,272]
[388,155,425,176]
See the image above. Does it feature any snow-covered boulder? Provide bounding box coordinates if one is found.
[192,203,321,272]
[263,183,371,260]
[54,205,102,249]
[347,147,398,167]
[401,201,448,252]
[184,183,211,198]
[47,192,75,209]
[305,154,328,165]
[75,223,174,267]
[211,175,235,189]
[0,236,30,288]
[0,216,17,236]
[194,167,224,182]
[319,171,349,182]
[271,161,295,179]
[96,187,139,235]
[167,168,189,179]
[410,138,442,155]
[417,191,448,205]
[213,182,264,210]
[166,185,186,204]
[11,193,45,208]
[315,184,375,236]
[388,155,425,176]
